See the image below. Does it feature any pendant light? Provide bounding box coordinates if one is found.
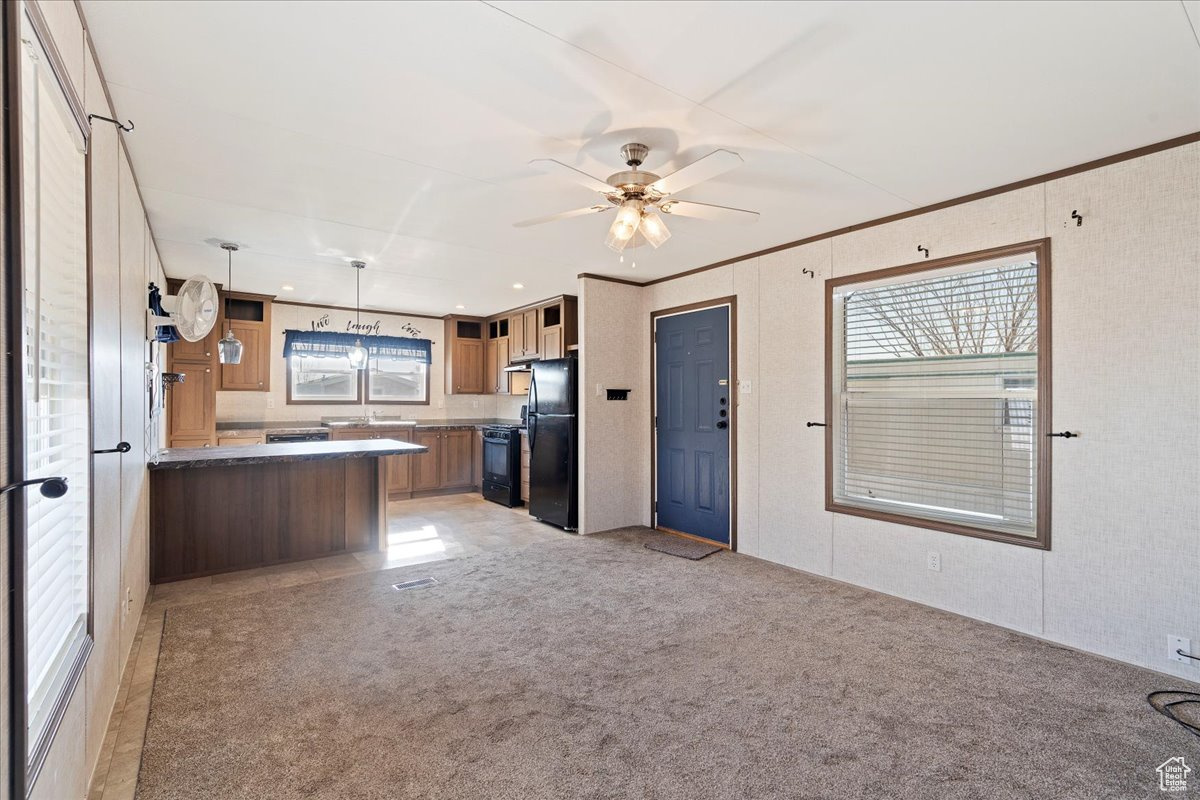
[217,243,244,365]
[347,261,369,370]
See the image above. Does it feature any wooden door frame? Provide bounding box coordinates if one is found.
[650,296,738,551]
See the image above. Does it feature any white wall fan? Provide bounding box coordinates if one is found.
[515,143,758,252]
[146,276,219,342]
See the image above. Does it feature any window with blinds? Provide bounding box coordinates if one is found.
[19,13,92,768]
[828,242,1049,546]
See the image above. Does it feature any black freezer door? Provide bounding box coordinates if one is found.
[527,412,577,530]
[530,357,576,416]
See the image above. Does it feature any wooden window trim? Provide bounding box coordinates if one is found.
[285,356,432,405]
[366,361,431,406]
[285,356,363,405]
[824,238,1052,550]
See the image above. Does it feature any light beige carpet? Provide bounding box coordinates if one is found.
[138,529,1196,800]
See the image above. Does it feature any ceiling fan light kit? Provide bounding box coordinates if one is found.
[519,141,758,258]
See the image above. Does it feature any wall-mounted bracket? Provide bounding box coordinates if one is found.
[87,113,134,133]
[1071,210,1083,227]
[917,245,930,259]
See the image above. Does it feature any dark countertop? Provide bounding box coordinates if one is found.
[149,439,428,470]
[215,418,524,435]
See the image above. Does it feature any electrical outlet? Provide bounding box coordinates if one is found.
[740,379,752,395]
[1168,635,1193,665]
[926,551,941,572]
[266,397,275,409]
[596,383,604,397]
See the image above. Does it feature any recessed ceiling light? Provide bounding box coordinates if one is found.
[512,283,524,289]
[455,304,465,310]
[281,285,295,292]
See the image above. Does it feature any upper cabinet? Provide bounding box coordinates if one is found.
[539,296,577,361]
[445,296,576,395]
[218,291,273,392]
[444,316,485,394]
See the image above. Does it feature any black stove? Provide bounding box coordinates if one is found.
[482,425,523,507]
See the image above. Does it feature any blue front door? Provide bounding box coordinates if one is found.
[654,305,731,545]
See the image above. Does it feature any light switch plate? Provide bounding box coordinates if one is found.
[740,380,752,395]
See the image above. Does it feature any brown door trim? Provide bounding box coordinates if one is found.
[650,296,738,551]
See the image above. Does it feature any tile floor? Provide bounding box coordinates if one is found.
[86,492,568,800]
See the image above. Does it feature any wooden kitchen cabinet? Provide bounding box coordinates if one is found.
[168,362,215,443]
[217,434,264,446]
[508,308,539,361]
[522,309,540,359]
[332,427,415,497]
[412,430,442,490]
[166,279,221,447]
[171,327,218,362]
[485,336,510,394]
[444,316,485,394]
[539,297,577,361]
[219,291,273,392]
[440,430,474,488]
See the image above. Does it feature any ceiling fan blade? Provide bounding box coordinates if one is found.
[529,159,615,194]
[660,200,759,224]
[650,149,743,195]
[513,204,613,228]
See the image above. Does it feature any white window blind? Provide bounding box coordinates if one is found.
[831,251,1042,539]
[20,18,91,759]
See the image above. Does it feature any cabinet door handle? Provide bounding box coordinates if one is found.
[205,351,211,357]
[205,368,211,373]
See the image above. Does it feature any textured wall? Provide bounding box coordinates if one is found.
[579,143,1200,680]
[215,302,527,424]
[578,279,647,534]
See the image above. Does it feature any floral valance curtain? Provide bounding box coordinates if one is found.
[282,330,432,364]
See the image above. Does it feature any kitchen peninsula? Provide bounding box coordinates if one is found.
[149,438,426,583]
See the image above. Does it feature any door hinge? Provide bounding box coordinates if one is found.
[653,500,657,513]
[653,415,657,429]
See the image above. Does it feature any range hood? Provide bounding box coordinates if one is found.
[503,363,533,373]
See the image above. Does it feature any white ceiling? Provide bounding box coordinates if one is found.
[80,0,1200,317]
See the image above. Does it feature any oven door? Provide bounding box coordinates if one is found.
[483,435,513,485]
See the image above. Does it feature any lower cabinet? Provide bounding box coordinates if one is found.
[440,430,473,488]
[325,426,480,497]
[217,434,264,447]
[412,431,442,491]
[331,428,413,498]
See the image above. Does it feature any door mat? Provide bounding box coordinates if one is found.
[644,534,722,560]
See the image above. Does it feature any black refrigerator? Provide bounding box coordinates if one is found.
[527,356,578,530]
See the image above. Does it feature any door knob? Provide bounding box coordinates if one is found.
[94,441,131,454]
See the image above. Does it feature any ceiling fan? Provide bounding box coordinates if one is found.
[516,143,758,252]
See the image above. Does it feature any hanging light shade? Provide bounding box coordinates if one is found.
[605,200,643,253]
[639,211,671,249]
[217,243,243,365]
[348,260,369,370]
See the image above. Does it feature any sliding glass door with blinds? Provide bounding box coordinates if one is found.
[16,5,93,781]
[826,240,1051,548]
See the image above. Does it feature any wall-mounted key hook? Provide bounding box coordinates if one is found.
[1071,210,1083,227]
[917,245,929,258]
